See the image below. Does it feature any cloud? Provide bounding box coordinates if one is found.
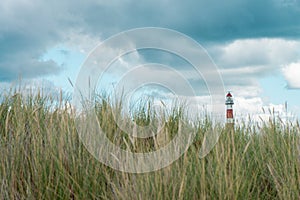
[206,38,300,92]
[77,0,300,41]
[212,38,300,69]
[0,58,61,81]
[63,32,101,54]
[282,62,300,89]
[167,0,300,42]
[0,0,299,121]
[0,1,68,81]
[1,0,300,82]
[85,36,299,116]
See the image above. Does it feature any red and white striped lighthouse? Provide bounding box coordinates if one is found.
[225,92,234,124]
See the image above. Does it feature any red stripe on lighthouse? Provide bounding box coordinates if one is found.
[227,109,233,119]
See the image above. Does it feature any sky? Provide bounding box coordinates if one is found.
[0,0,300,121]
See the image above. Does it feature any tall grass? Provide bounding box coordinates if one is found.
[0,91,299,199]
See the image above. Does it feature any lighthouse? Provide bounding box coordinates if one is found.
[225,92,234,124]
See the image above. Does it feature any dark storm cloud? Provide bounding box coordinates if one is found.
[1,0,300,82]
[76,0,300,41]
[0,31,62,81]
[175,0,300,42]
[0,1,76,81]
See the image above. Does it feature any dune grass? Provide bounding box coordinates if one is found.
[0,91,299,199]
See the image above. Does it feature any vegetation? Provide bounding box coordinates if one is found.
[0,91,299,199]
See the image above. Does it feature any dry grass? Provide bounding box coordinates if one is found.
[0,91,299,199]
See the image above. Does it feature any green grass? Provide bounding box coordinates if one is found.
[0,91,299,199]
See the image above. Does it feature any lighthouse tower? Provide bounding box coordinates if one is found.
[225,92,234,124]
